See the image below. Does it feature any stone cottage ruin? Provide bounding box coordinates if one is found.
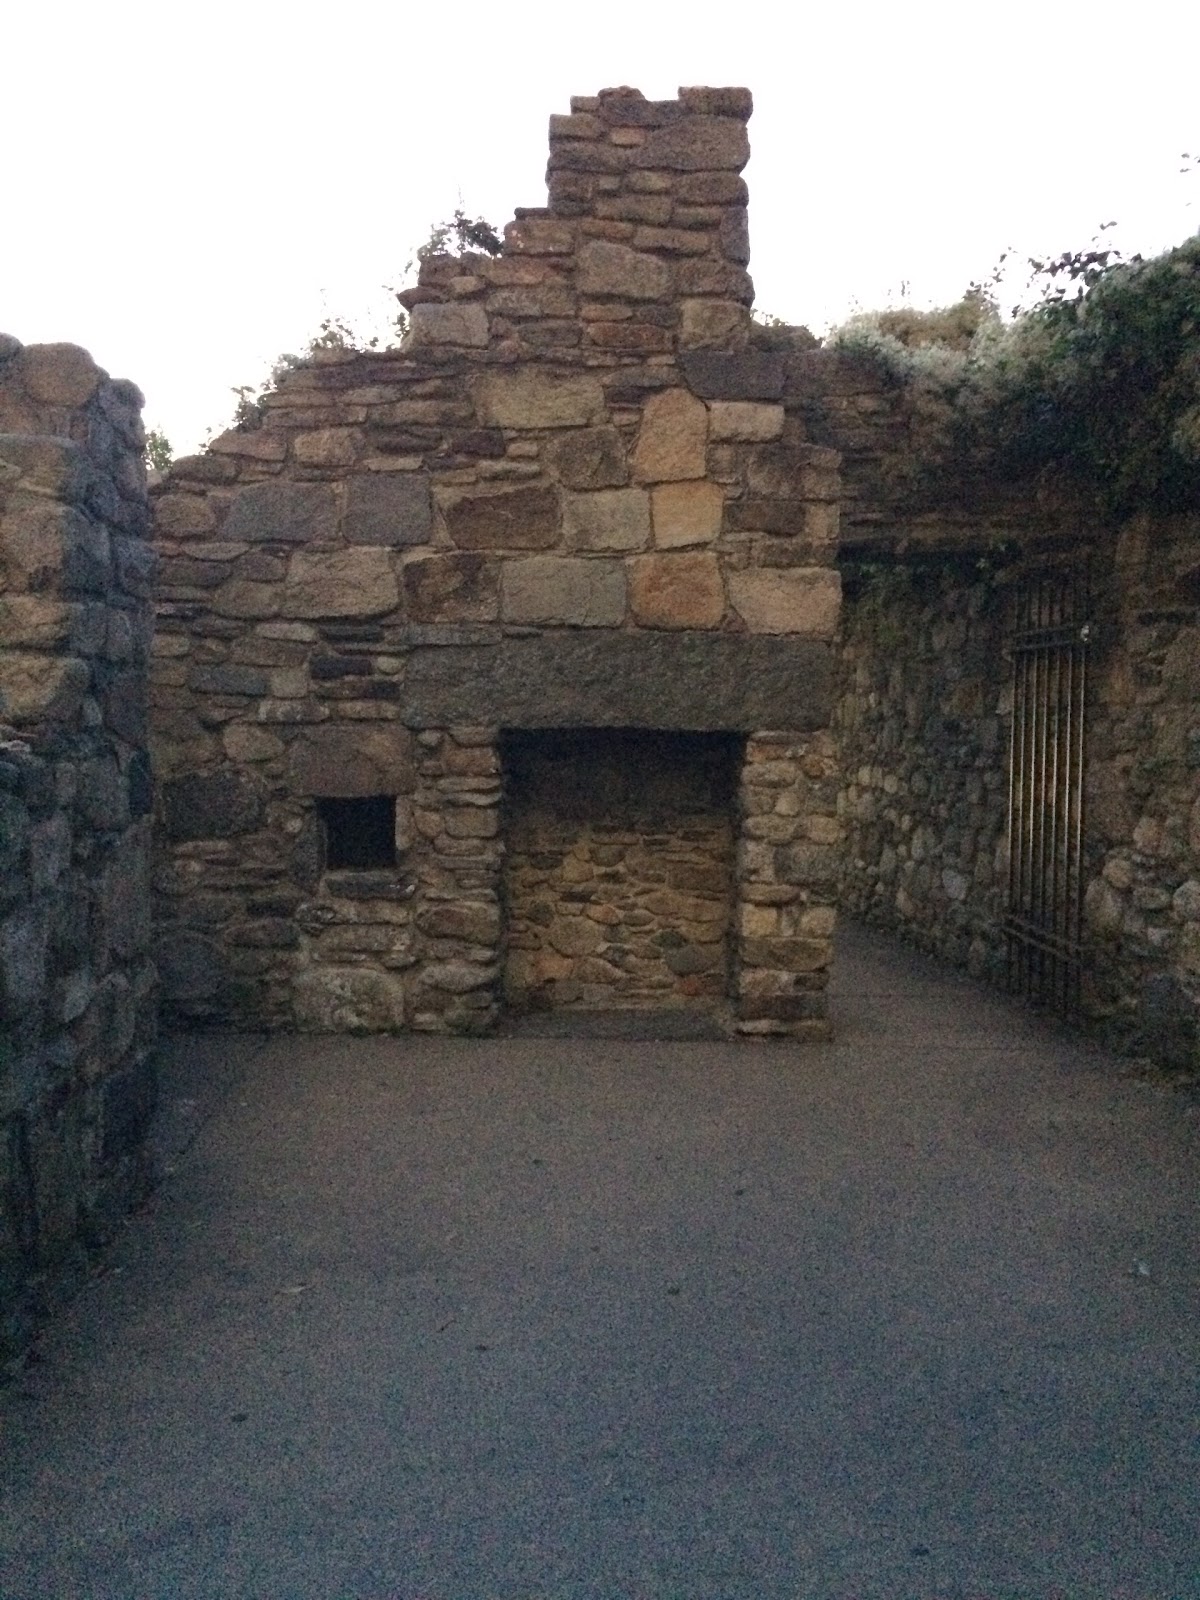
[149,87,843,1042]
[2,84,1198,1358]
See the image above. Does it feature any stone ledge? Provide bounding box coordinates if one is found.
[404,630,834,731]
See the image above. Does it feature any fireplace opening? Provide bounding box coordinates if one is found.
[500,729,742,1017]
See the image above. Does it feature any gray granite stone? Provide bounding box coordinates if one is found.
[403,631,834,730]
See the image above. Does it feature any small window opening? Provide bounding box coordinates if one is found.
[316,795,397,871]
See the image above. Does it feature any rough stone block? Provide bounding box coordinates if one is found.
[283,548,400,619]
[0,596,76,648]
[651,480,725,547]
[545,427,629,490]
[293,429,361,468]
[631,116,750,171]
[152,493,219,539]
[288,725,415,797]
[162,769,263,841]
[403,553,499,622]
[343,473,432,546]
[501,557,627,627]
[631,388,708,483]
[408,302,490,348]
[708,402,785,441]
[678,87,753,118]
[223,482,337,544]
[0,435,92,503]
[17,343,103,407]
[443,482,561,551]
[503,217,577,254]
[680,351,784,399]
[629,553,725,629]
[564,488,651,551]
[576,241,671,301]
[293,967,407,1031]
[0,655,89,725]
[719,206,751,264]
[727,569,841,637]
[403,632,834,731]
[471,371,606,429]
[679,300,751,350]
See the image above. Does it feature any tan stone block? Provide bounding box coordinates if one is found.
[631,388,708,483]
[630,226,710,256]
[576,240,671,301]
[586,322,672,354]
[283,548,399,619]
[503,217,577,255]
[804,814,846,844]
[18,343,103,406]
[631,116,750,172]
[629,552,724,630]
[727,568,841,636]
[501,557,626,627]
[740,904,780,938]
[550,112,603,140]
[548,916,604,957]
[408,302,489,348]
[707,402,785,442]
[564,488,651,551]
[212,580,282,619]
[222,724,284,762]
[207,428,288,461]
[472,370,606,429]
[0,596,76,647]
[0,654,89,724]
[651,480,724,547]
[293,429,361,467]
[153,493,218,539]
[679,300,751,350]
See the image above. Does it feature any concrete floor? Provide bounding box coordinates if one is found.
[2,925,1198,1599]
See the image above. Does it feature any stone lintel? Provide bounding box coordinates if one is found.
[403,630,833,731]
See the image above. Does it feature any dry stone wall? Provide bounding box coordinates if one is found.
[0,338,156,1361]
[837,516,1200,1071]
[1085,515,1200,1067]
[150,87,844,1040]
[836,557,1013,982]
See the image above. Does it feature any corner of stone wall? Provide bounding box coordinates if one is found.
[0,335,156,1365]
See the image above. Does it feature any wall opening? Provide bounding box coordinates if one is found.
[500,729,742,1017]
[316,796,397,871]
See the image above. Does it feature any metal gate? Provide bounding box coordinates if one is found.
[1004,565,1093,1014]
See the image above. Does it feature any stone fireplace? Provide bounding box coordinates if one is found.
[149,85,844,1038]
[502,729,740,1016]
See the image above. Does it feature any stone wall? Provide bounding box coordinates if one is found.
[503,730,738,1013]
[836,516,1200,1071]
[0,338,156,1362]
[836,555,1013,982]
[1085,514,1200,1067]
[150,87,844,1040]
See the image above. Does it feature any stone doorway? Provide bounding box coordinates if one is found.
[500,729,741,1019]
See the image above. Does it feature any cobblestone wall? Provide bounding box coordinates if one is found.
[0,338,156,1361]
[150,87,843,1039]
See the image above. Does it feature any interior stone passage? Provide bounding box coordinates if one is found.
[501,729,741,1015]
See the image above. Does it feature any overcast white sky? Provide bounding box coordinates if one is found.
[4,0,1197,455]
